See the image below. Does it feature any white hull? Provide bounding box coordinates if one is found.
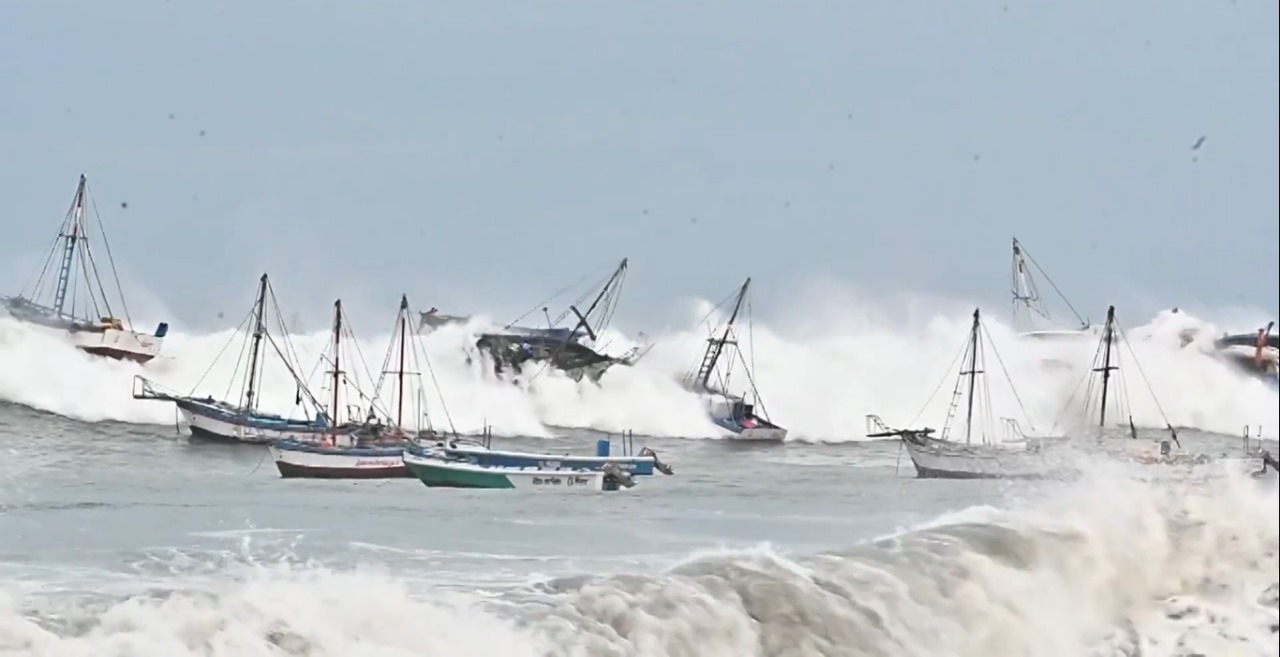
[182,409,325,444]
[903,438,1053,479]
[71,327,163,362]
[268,444,407,478]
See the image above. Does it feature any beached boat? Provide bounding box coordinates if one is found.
[474,258,652,383]
[406,430,674,476]
[133,274,343,443]
[1,174,169,363]
[402,449,637,491]
[682,277,786,442]
[866,308,1061,479]
[270,294,452,479]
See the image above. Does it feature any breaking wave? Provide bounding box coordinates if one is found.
[0,295,1275,441]
[1,467,1276,656]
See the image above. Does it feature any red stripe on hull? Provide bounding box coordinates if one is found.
[274,460,412,480]
[77,345,156,364]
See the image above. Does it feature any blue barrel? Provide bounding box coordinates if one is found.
[596,438,610,457]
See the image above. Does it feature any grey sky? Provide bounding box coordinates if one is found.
[2,0,1276,335]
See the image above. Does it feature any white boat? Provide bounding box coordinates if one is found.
[682,277,787,442]
[2,174,169,363]
[867,308,1065,479]
[133,274,345,443]
[269,294,458,479]
[402,449,636,491]
[1009,237,1105,346]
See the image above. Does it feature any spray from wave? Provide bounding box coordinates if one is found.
[0,300,1274,441]
[0,467,1275,656]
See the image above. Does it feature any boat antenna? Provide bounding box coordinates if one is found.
[1010,237,1088,330]
[329,299,343,438]
[1095,306,1118,431]
[698,277,750,391]
[242,273,270,413]
[962,308,983,445]
[397,294,408,428]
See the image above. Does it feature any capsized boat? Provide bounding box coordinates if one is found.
[405,429,675,476]
[474,258,652,383]
[2,174,169,363]
[270,294,456,479]
[682,277,786,442]
[866,308,1060,479]
[402,449,638,492]
[133,273,345,443]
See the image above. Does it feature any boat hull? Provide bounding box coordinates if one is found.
[72,328,162,363]
[903,437,1052,479]
[428,442,659,475]
[3,299,164,363]
[706,396,787,441]
[269,441,410,479]
[179,401,333,444]
[402,451,622,491]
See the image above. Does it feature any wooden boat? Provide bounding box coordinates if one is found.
[1,174,169,363]
[133,274,346,443]
[1009,236,1098,342]
[474,258,652,383]
[682,277,786,442]
[406,429,675,476]
[270,294,451,479]
[866,308,1062,479]
[402,449,637,491]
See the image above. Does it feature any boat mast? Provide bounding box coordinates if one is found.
[566,257,628,343]
[396,294,408,428]
[51,175,89,318]
[698,278,750,390]
[1095,305,1118,428]
[242,273,270,412]
[329,300,343,438]
[961,308,983,445]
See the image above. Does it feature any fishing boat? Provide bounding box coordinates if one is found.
[1,174,169,363]
[133,273,341,443]
[866,308,1057,479]
[1009,237,1104,344]
[402,448,638,491]
[474,258,652,383]
[270,294,454,479]
[682,277,786,442]
[1211,322,1278,387]
[405,429,675,476]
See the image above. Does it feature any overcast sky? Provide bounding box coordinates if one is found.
[2,0,1275,334]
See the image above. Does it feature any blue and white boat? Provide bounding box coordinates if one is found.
[133,273,346,444]
[406,429,673,476]
[682,277,787,442]
[2,174,170,364]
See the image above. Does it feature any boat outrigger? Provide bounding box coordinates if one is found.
[133,273,342,443]
[682,277,786,442]
[270,294,454,479]
[474,258,652,383]
[2,174,169,363]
